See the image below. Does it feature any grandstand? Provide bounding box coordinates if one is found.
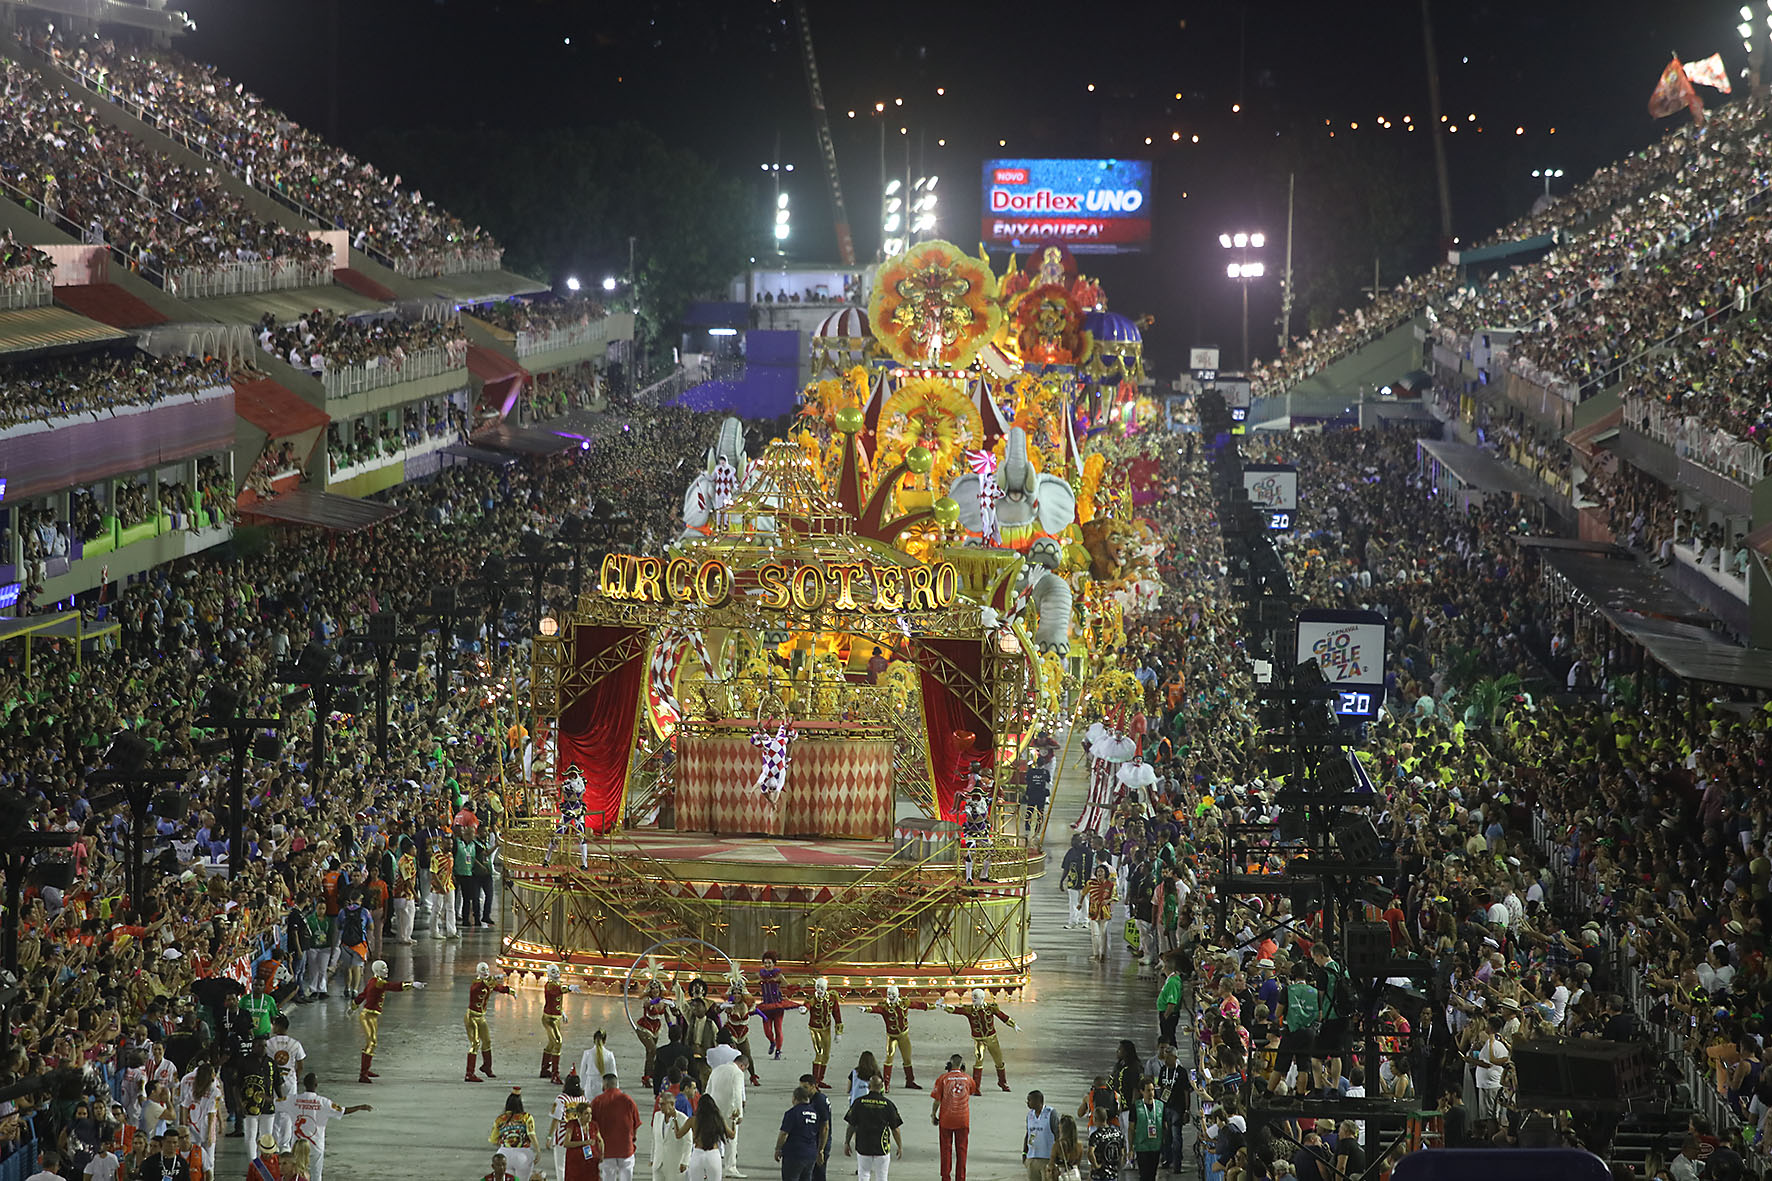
[0,2,633,611]
[1253,95,1772,650]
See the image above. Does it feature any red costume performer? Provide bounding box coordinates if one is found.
[942,989,1017,1092]
[465,962,514,1082]
[354,958,424,1083]
[867,986,929,1091]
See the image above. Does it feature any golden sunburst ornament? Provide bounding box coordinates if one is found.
[869,241,1003,369]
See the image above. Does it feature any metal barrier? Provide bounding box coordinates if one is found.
[0,270,52,310]
[0,1139,36,1181]
[1529,811,1747,1151]
[1622,396,1769,485]
[169,257,334,301]
[319,343,468,400]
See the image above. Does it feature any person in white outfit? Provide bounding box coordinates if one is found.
[681,1092,732,1181]
[280,1074,371,1181]
[580,1029,619,1089]
[652,1076,696,1181]
[705,1050,747,1178]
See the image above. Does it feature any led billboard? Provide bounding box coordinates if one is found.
[981,158,1153,254]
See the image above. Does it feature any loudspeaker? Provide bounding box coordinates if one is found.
[1332,816,1382,862]
[395,648,422,673]
[1343,921,1392,978]
[368,612,397,645]
[1512,1038,1653,1105]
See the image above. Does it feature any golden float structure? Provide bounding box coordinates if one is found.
[500,441,1045,998]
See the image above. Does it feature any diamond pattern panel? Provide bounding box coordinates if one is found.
[677,732,894,839]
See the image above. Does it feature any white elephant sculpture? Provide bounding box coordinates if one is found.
[681,416,747,538]
[948,427,1077,550]
[1019,537,1073,655]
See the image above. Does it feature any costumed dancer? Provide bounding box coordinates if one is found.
[940,988,1017,1092]
[635,976,679,1088]
[802,976,843,1090]
[547,767,589,869]
[867,985,929,1091]
[719,982,764,1087]
[539,965,581,1084]
[961,776,993,884]
[466,962,515,1083]
[755,951,794,1060]
[352,959,425,1084]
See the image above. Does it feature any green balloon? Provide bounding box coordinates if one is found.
[932,496,961,527]
[905,446,934,475]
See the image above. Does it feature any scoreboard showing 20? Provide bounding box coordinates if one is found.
[1295,607,1388,721]
[1243,463,1298,532]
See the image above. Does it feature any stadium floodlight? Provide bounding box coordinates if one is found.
[1227,263,1242,278]
[777,193,790,210]
[1250,232,1266,248]
[565,277,581,293]
[602,276,617,292]
[1219,233,1233,248]
[1233,232,1249,248]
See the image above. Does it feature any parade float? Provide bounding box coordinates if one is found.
[500,241,1162,998]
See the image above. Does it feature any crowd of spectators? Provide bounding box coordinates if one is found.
[34,29,500,275]
[469,299,606,341]
[1046,419,1772,1181]
[0,56,331,287]
[0,405,732,1180]
[256,310,467,379]
[0,228,54,287]
[1252,99,1772,461]
[523,363,601,424]
[325,398,464,475]
[0,350,233,431]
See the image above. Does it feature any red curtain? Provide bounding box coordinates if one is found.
[916,638,990,821]
[556,626,647,833]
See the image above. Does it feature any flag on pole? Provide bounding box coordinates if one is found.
[1649,55,1700,119]
[1684,52,1733,93]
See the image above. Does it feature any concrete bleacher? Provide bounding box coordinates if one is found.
[0,7,629,612]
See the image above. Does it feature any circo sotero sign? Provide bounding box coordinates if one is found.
[597,553,960,612]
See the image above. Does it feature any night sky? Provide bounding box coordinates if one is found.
[176,0,1745,370]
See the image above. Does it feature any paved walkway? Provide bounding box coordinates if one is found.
[220,732,1178,1181]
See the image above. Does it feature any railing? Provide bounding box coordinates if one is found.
[170,257,334,301]
[38,46,501,278]
[1621,395,1769,485]
[514,315,626,360]
[318,342,468,400]
[0,170,165,287]
[0,269,52,310]
[391,245,504,279]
